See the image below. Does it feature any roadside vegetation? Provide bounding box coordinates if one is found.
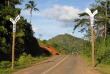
[73,0,110,74]
[0,52,51,74]
[0,0,52,74]
[80,37,110,74]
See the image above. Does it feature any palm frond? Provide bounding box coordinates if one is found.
[34,8,39,11]
[33,4,37,8]
[74,18,89,31]
[79,27,87,33]
[29,1,34,6]
[24,4,31,10]
[79,13,88,17]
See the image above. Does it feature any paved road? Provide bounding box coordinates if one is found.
[14,55,100,74]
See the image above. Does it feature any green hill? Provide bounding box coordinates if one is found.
[49,34,86,54]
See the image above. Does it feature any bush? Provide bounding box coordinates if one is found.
[81,37,110,65]
[0,61,11,68]
[101,55,110,65]
[18,53,33,64]
[14,61,19,66]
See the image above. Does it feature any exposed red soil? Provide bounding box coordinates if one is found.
[40,46,60,55]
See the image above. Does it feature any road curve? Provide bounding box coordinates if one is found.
[14,55,100,74]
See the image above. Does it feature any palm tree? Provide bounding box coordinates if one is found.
[24,0,39,23]
[74,0,110,41]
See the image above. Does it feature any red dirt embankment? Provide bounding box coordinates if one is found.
[40,46,60,55]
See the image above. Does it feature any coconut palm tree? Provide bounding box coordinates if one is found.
[24,0,39,23]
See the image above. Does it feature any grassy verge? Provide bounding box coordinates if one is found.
[97,64,110,74]
[80,54,110,74]
[0,55,53,74]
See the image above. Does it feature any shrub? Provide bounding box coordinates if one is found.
[101,55,110,65]
[0,61,11,68]
[14,61,19,66]
[18,52,33,64]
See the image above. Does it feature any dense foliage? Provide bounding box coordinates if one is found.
[0,0,44,62]
[48,34,86,54]
[74,0,110,39]
[74,0,110,65]
[82,37,110,65]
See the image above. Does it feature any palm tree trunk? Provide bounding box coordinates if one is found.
[104,0,108,42]
[30,9,32,24]
[8,0,10,6]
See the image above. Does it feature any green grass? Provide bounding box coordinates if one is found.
[97,64,110,74]
[0,55,52,74]
[80,54,110,74]
[0,68,12,74]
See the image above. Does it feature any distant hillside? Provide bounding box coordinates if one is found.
[49,34,86,54]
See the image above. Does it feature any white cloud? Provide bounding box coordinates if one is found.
[70,32,74,36]
[32,27,39,32]
[43,5,83,27]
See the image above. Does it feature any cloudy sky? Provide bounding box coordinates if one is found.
[16,0,95,40]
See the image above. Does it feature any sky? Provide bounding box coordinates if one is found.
[16,0,95,40]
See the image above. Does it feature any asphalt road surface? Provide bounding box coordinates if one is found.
[14,55,100,74]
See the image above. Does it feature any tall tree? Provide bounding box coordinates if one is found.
[0,0,43,61]
[24,0,39,24]
[104,0,108,41]
[73,0,110,40]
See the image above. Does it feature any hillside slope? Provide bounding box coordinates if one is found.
[49,34,86,54]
